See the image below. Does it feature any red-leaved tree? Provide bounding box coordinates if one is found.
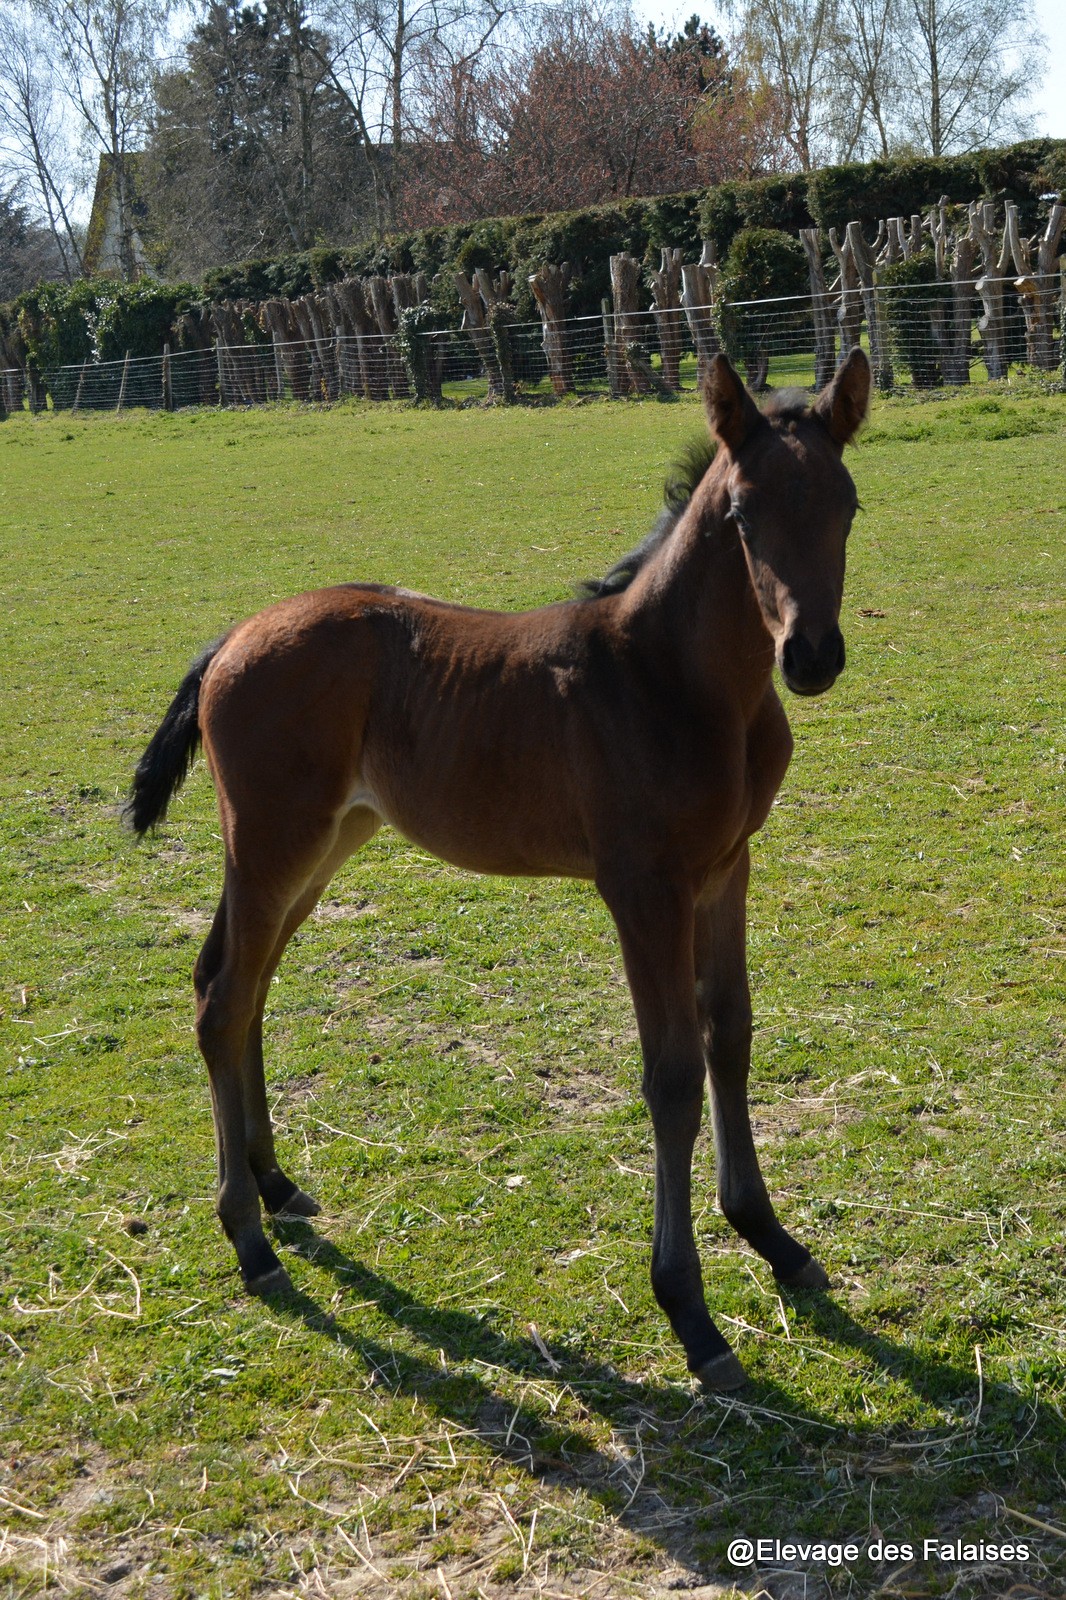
[398,5,785,227]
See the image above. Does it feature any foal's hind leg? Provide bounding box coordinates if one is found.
[195,805,379,1293]
[195,881,294,1291]
[242,806,381,1220]
[695,848,829,1290]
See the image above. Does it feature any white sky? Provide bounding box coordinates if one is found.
[640,0,1065,141]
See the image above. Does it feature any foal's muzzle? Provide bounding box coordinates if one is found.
[780,625,846,696]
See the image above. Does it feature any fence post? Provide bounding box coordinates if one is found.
[272,333,284,401]
[117,350,131,412]
[601,298,622,398]
[215,340,226,407]
[162,344,174,411]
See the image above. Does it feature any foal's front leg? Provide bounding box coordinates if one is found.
[695,848,829,1289]
[600,872,746,1390]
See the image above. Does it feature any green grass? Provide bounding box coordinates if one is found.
[1,387,1065,1600]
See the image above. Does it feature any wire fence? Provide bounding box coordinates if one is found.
[2,277,1062,416]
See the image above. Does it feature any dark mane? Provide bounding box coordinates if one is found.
[578,436,716,601]
[578,387,821,603]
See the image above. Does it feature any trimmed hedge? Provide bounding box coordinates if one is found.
[16,278,197,370]
[717,228,810,364]
[5,137,1062,375]
[700,175,814,254]
[187,136,1064,325]
[878,249,950,386]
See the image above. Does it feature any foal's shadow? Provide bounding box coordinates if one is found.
[264,1216,1066,1580]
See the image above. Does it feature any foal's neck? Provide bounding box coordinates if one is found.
[620,461,775,713]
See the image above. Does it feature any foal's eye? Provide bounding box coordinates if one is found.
[730,504,751,538]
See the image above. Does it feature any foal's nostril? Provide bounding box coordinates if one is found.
[783,626,845,691]
[781,633,810,682]
[828,627,846,676]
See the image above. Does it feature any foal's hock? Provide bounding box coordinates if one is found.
[129,350,871,1389]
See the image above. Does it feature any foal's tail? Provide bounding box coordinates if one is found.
[125,634,230,838]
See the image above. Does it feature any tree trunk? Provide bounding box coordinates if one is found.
[829,227,864,359]
[680,242,720,388]
[455,271,502,398]
[647,248,684,391]
[971,202,1012,380]
[800,228,837,389]
[609,253,649,394]
[528,263,573,396]
[1007,200,1066,370]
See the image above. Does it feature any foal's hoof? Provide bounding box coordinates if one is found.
[776,1256,831,1291]
[246,1263,294,1298]
[275,1188,321,1219]
[694,1351,748,1392]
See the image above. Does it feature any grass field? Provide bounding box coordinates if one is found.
[1,384,1065,1600]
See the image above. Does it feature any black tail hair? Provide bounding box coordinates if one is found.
[124,634,230,838]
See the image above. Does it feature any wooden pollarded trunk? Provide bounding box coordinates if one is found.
[923,199,974,385]
[329,280,377,398]
[528,263,573,396]
[799,229,837,390]
[259,300,308,400]
[844,223,892,390]
[325,280,374,398]
[365,275,407,399]
[971,202,1012,380]
[829,228,864,357]
[1008,201,1066,370]
[293,294,338,402]
[455,271,503,399]
[474,269,517,403]
[609,253,650,394]
[680,243,720,388]
[647,248,684,391]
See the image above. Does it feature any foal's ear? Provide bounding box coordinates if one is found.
[814,347,871,447]
[702,354,763,453]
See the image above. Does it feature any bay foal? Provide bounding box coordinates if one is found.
[129,351,871,1389]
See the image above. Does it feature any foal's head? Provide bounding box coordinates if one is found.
[704,350,871,696]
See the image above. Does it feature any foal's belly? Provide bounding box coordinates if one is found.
[358,759,598,881]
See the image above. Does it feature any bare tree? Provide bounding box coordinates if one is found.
[724,0,841,169]
[0,1,84,280]
[826,0,897,160]
[398,3,779,225]
[893,0,1045,156]
[32,0,174,278]
[307,0,512,230]
[0,179,70,293]
[726,0,1046,164]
